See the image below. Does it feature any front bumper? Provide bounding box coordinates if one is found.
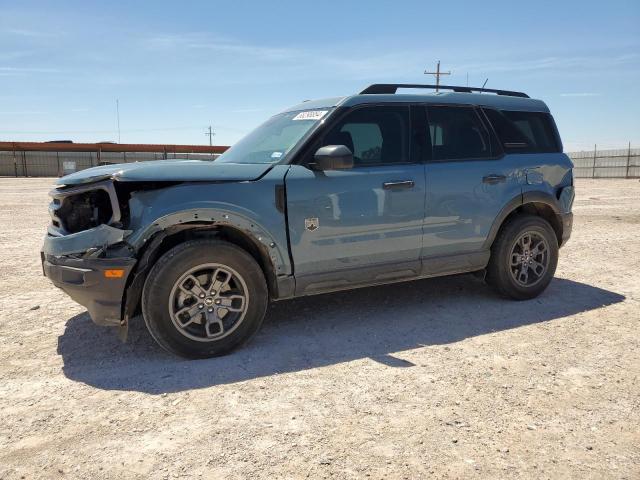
[42,252,136,326]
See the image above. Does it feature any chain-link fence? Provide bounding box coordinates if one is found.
[2,143,638,179]
[0,144,222,177]
[568,146,639,178]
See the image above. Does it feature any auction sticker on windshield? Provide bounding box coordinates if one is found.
[292,110,328,121]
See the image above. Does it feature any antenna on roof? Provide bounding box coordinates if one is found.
[482,78,489,88]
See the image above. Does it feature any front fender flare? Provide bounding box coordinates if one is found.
[128,208,290,277]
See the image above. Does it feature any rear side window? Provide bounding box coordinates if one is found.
[483,109,560,153]
[427,106,491,160]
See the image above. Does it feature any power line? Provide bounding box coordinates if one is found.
[116,99,121,143]
[205,125,215,146]
[424,60,451,92]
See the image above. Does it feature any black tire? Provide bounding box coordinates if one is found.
[142,239,268,358]
[486,214,558,300]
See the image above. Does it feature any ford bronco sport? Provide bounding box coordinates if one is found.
[42,83,574,358]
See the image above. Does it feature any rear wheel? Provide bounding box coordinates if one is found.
[487,214,558,300]
[142,239,268,358]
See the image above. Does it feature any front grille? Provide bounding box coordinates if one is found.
[49,180,121,234]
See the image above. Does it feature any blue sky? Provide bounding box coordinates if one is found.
[1,0,638,151]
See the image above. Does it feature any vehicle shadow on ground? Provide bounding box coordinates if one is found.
[58,275,624,394]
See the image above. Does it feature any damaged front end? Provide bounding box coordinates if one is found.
[42,180,137,331]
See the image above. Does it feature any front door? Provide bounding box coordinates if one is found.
[285,105,426,295]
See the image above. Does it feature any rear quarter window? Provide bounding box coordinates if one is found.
[483,109,560,153]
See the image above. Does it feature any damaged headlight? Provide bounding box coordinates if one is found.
[49,180,122,234]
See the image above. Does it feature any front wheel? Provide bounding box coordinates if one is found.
[142,239,268,358]
[486,214,558,300]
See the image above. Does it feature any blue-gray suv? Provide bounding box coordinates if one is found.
[42,83,574,358]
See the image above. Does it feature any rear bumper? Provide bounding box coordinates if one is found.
[42,252,136,326]
[557,212,573,247]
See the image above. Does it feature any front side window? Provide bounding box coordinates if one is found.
[322,106,410,166]
[216,109,332,164]
[427,106,491,160]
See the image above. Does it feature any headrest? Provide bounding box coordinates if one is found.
[326,130,354,153]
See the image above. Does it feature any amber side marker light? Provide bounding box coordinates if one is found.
[104,269,125,278]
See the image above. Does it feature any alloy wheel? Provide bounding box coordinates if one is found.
[168,263,249,342]
[509,231,550,287]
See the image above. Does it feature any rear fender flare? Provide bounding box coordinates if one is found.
[521,191,561,214]
[482,191,563,250]
[482,193,523,250]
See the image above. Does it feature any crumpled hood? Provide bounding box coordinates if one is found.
[56,159,273,186]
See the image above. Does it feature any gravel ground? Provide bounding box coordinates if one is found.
[0,177,638,480]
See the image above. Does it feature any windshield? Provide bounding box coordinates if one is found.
[216,109,332,164]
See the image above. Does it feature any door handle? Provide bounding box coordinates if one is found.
[383,180,415,190]
[482,174,506,184]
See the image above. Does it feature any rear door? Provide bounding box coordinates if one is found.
[421,105,522,261]
[285,104,427,294]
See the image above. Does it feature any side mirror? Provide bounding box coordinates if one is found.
[312,145,354,171]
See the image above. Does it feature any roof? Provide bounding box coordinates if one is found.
[283,88,549,114]
[354,92,549,112]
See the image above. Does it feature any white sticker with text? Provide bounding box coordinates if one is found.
[292,110,328,121]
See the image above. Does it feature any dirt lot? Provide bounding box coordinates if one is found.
[0,177,638,479]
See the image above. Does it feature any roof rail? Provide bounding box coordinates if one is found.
[360,83,529,98]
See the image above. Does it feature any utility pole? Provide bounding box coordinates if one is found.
[205,126,215,146]
[116,99,121,143]
[424,60,451,92]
